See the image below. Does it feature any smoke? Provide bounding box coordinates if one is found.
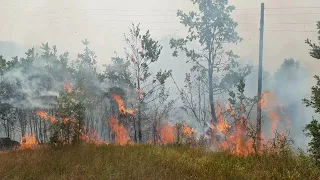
[242,59,314,150]
[0,47,109,110]
[2,58,62,109]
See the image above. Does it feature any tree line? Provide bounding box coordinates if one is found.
[0,0,319,164]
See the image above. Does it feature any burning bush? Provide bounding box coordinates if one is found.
[19,134,38,150]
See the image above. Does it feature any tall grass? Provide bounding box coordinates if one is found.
[0,144,319,180]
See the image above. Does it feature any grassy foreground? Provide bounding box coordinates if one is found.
[0,144,319,180]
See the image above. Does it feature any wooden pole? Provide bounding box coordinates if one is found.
[256,2,265,151]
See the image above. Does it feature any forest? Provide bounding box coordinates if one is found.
[1,0,320,179]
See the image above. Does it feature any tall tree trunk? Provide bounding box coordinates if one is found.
[5,119,10,138]
[137,106,142,142]
[19,110,26,138]
[39,115,43,143]
[29,111,33,135]
[137,63,142,143]
[208,51,218,150]
[133,117,137,143]
[208,68,217,124]
[34,117,38,140]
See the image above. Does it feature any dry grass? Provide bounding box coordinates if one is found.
[0,144,319,180]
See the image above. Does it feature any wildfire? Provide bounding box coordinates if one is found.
[108,117,132,146]
[81,129,108,145]
[212,104,254,156]
[112,94,135,115]
[16,77,291,158]
[183,123,197,137]
[214,105,231,133]
[261,91,290,134]
[159,122,175,144]
[35,111,56,123]
[20,134,38,150]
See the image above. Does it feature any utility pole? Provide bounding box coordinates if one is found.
[256,2,265,151]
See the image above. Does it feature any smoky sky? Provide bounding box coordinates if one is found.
[0,0,320,74]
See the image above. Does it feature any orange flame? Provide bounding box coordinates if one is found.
[159,122,175,144]
[35,111,56,123]
[213,104,254,156]
[112,94,135,115]
[81,129,108,145]
[260,91,290,134]
[108,117,132,146]
[20,134,38,150]
[183,123,197,138]
[214,105,231,133]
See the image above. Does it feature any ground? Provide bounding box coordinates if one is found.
[0,144,319,180]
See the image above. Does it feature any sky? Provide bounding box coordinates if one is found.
[0,0,320,74]
[1,0,320,147]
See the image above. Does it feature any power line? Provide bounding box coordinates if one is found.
[4,4,320,10]
[266,7,320,10]
[9,21,314,33]
[4,11,320,19]
[5,17,316,25]
[264,29,317,32]
[0,4,260,11]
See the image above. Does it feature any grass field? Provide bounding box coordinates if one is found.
[0,144,319,180]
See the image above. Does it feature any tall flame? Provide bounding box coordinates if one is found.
[108,117,132,146]
[261,91,290,134]
[159,122,175,144]
[112,94,135,115]
[213,104,254,156]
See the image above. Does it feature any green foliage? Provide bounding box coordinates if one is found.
[124,23,172,142]
[303,76,320,166]
[304,21,320,166]
[53,89,86,146]
[170,0,249,124]
[306,21,320,59]
[170,0,241,72]
[125,23,170,86]
[303,75,320,113]
[303,118,320,166]
[103,55,133,88]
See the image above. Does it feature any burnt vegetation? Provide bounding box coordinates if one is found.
[1,0,320,179]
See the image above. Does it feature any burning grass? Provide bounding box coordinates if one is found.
[0,144,319,180]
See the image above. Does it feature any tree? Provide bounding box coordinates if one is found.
[225,78,258,153]
[306,21,320,60]
[303,21,320,166]
[178,71,209,128]
[103,55,134,89]
[103,55,137,142]
[124,23,171,142]
[0,56,26,139]
[53,86,86,145]
[303,76,320,166]
[72,39,103,133]
[170,0,244,128]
